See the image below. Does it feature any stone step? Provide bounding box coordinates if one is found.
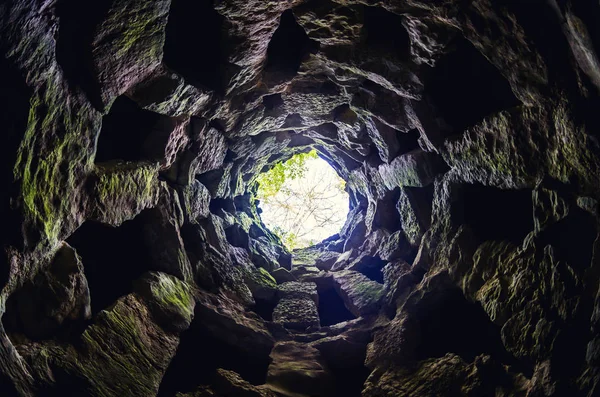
[266,341,334,397]
[273,281,320,331]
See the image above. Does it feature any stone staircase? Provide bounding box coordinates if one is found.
[173,255,387,397]
[260,264,385,397]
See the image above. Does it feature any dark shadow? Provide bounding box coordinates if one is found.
[225,225,250,250]
[539,207,597,273]
[164,0,231,92]
[313,277,370,396]
[373,188,402,233]
[0,51,31,253]
[262,93,284,111]
[3,244,90,343]
[501,0,580,95]
[396,129,421,157]
[317,282,356,327]
[264,10,319,83]
[281,113,304,129]
[550,298,593,394]
[55,0,110,109]
[458,184,533,244]
[210,198,236,215]
[36,365,90,397]
[414,288,525,373]
[95,95,175,164]
[362,6,410,58]
[332,104,358,124]
[196,168,226,197]
[253,298,278,322]
[401,184,435,233]
[0,372,19,397]
[157,310,271,395]
[569,1,600,62]
[330,366,370,397]
[425,38,519,133]
[66,216,153,315]
[320,80,341,95]
[352,256,386,284]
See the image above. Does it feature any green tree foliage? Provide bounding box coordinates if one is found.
[255,150,348,250]
[256,150,318,200]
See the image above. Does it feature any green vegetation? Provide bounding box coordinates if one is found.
[256,150,318,199]
[270,226,303,251]
[150,273,194,319]
[256,150,319,249]
[255,150,348,250]
[14,80,97,245]
[258,267,278,287]
[355,282,385,302]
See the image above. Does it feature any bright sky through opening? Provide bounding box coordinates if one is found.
[257,156,349,250]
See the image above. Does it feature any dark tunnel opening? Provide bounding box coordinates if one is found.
[95,95,178,164]
[317,281,357,327]
[66,217,152,315]
[164,0,231,92]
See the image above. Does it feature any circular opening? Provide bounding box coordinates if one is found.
[256,150,349,250]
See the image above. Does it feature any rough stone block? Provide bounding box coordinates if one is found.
[273,297,320,330]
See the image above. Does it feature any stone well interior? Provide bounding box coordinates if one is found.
[2,0,600,396]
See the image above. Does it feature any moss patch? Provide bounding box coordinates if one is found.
[54,294,179,396]
[149,272,195,319]
[13,79,99,246]
[91,162,162,225]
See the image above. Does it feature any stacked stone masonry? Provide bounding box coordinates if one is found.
[1,0,600,396]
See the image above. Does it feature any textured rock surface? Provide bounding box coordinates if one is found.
[278,281,319,304]
[273,297,320,331]
[332,270,385,317]
[266,341,334,397]
[1,0,600,396]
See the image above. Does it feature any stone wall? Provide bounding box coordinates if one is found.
[1,0,600,396]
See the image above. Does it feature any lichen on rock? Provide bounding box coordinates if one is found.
[2,0,600,396]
